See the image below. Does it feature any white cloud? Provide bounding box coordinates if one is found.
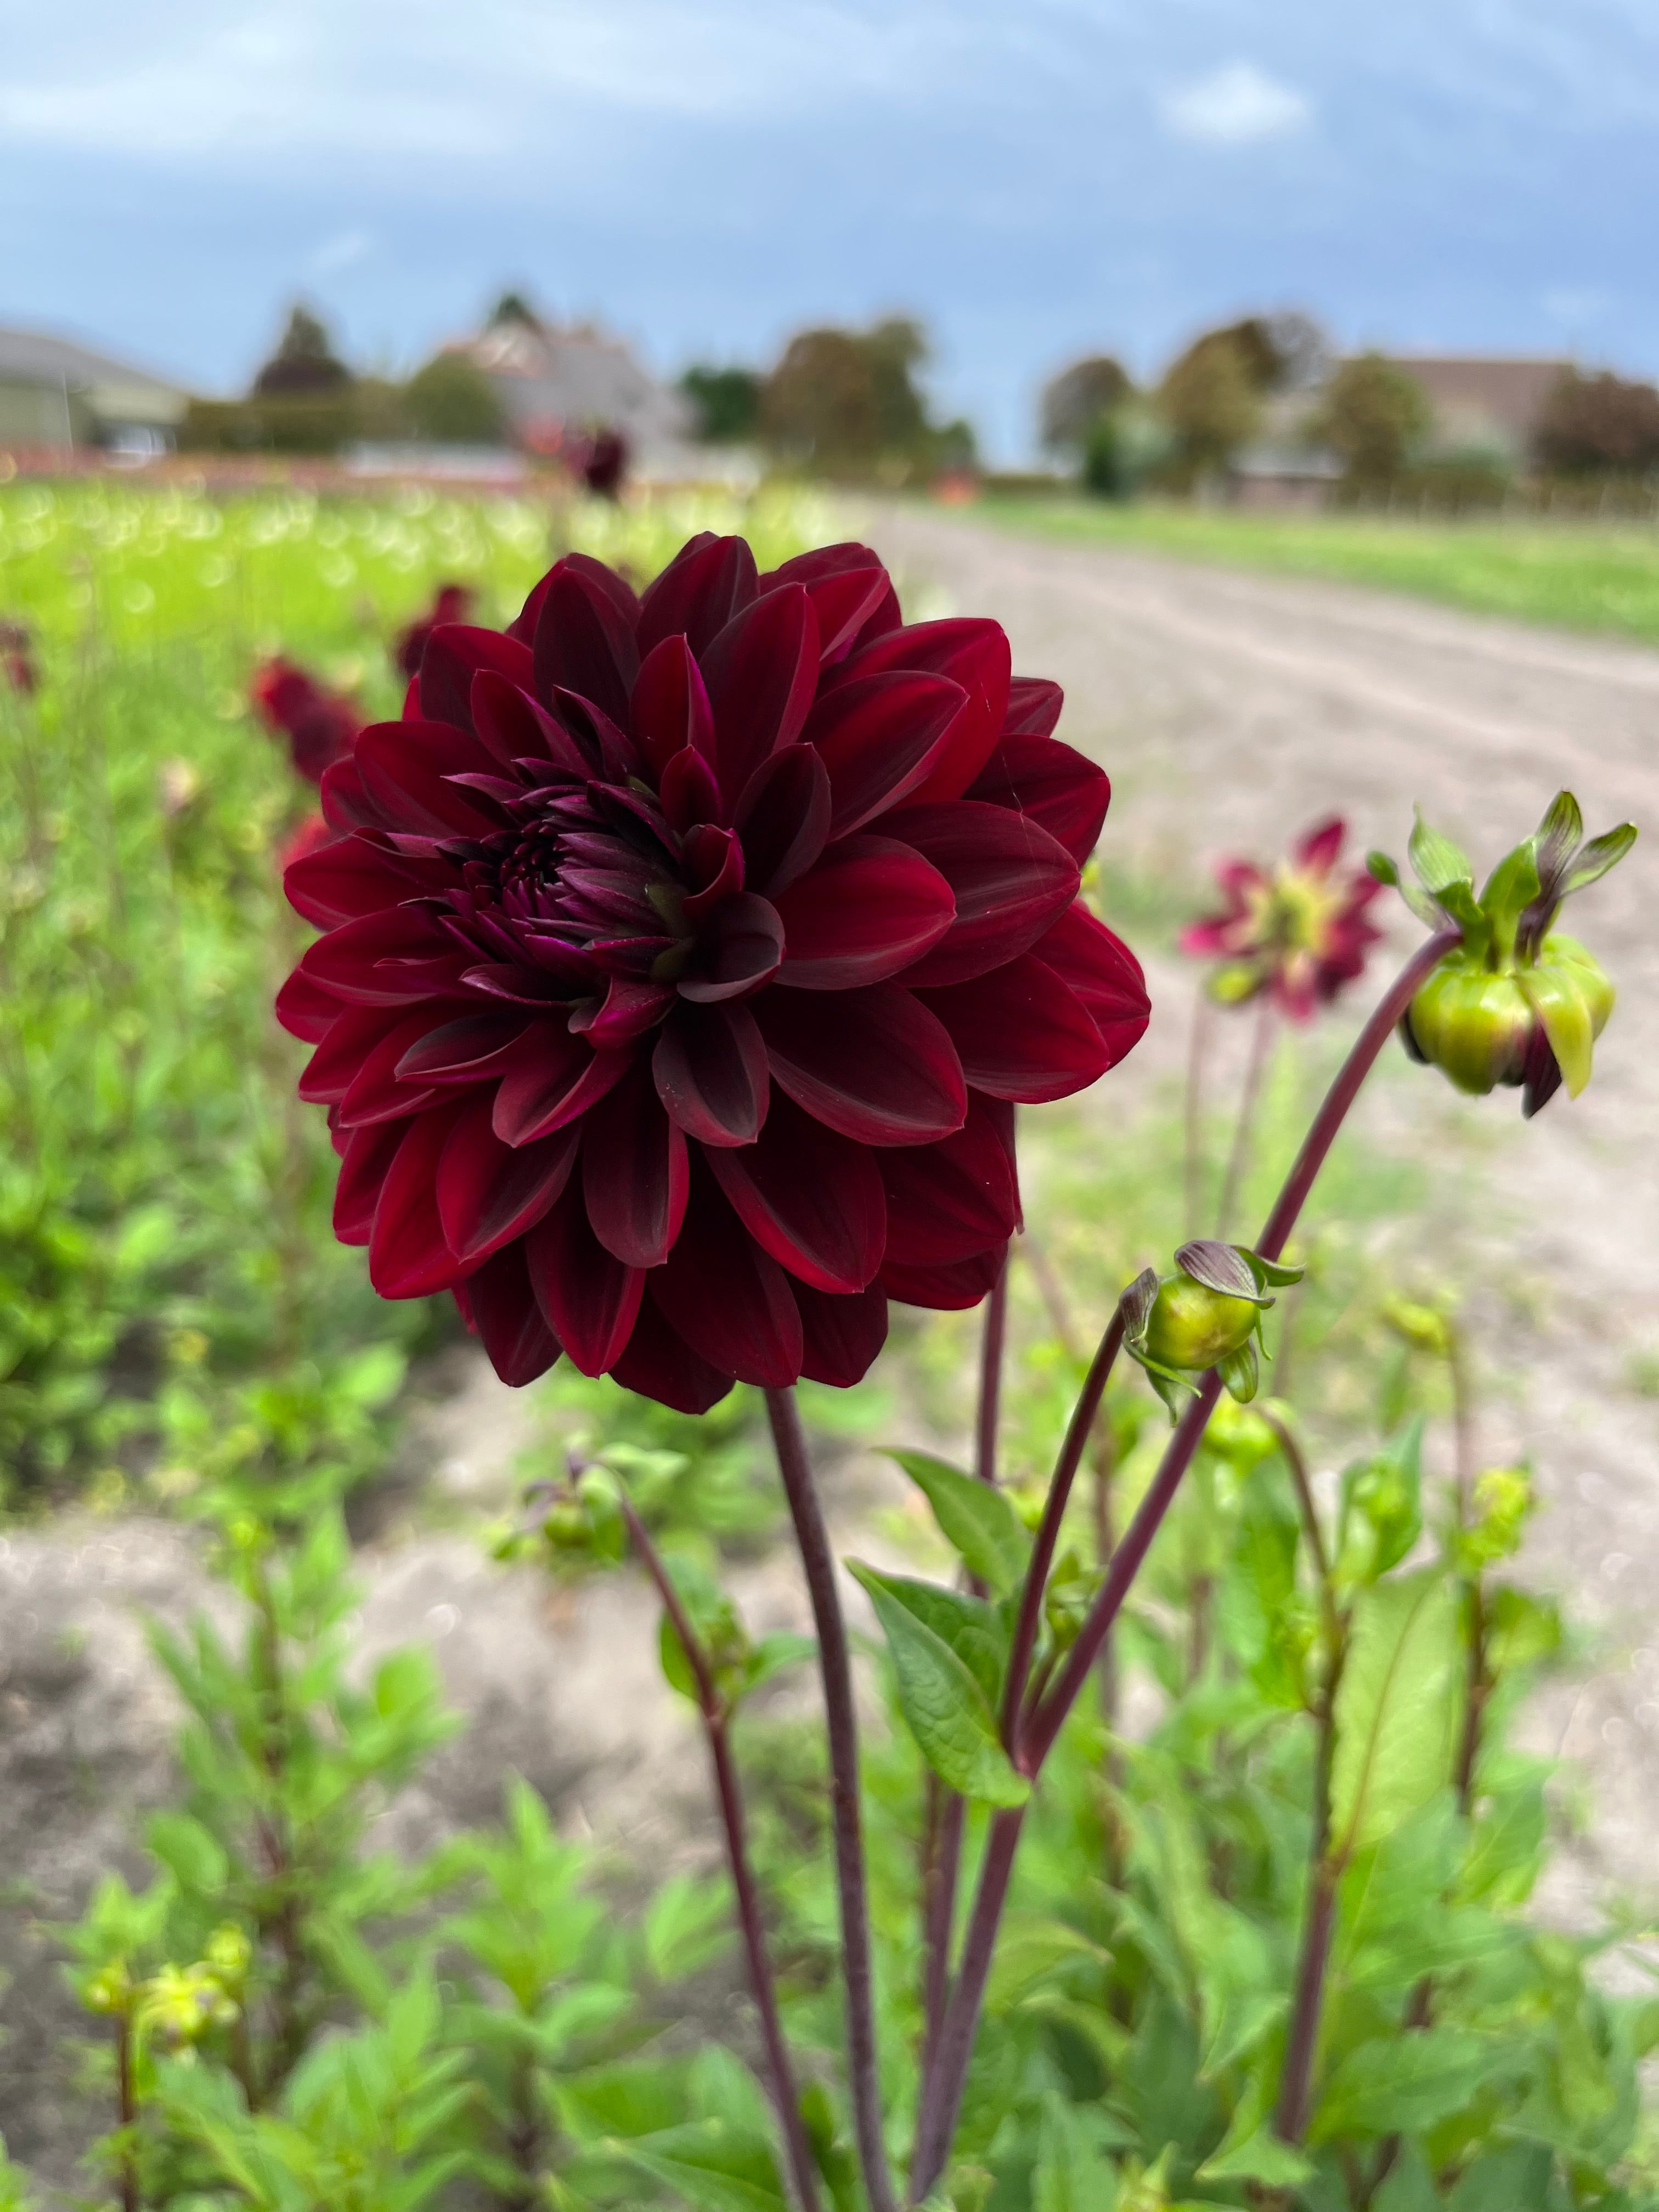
[1160,60,1311,146]
[310,227,375,274]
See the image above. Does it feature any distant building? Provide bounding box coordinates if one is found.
[454,315,703,477]
[1387,354,1573,462]
[0,327,191,455]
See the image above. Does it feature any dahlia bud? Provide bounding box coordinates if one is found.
[81,1961,134,2018]
[1454,1464,1534,1574]
[1122,1240,1303,1416]
[136,1961,238,2050]
[1371,792,1635,1118]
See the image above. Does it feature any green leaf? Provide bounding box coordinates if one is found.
[1309,2029,1498,2140]
[1197,2120,1312,2187]
[1330,1572,1461,1858]
[1477,838,1541,955]
[1407,809,1474,894]
[886,1449,1031,1596]
[1563,820,1637,895]
[144,1811,228,1895]
[846,1564,1028,1807]
[620,2121,788,2212]
[644,1872,735,1983]
[1033,2093,1124,2212]
[1533,789,1584,883]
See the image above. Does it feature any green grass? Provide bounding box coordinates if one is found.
[975,495,1659,647]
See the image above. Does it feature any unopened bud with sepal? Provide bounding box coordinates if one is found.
[1121,1240,1304,1418]
[1370,791,1634,1117]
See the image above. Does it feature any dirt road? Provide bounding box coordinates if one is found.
[868,503,1659,1917]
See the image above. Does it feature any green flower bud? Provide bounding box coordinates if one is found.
[135,1962,237,2049]
[81,1961,133,2017]
[1121,1242,1302,1417]
[1143,1276,1259,1372]
[202,1923,251,1990]
[1455,1465,1534,1573]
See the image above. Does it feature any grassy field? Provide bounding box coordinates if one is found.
[976,494,1659,646]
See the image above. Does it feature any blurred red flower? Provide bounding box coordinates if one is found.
[1181,816,1383,1020]
[394,584,475,682]
[278,534,1148,1409]
[1,619,36,696]
[251,658,363,785]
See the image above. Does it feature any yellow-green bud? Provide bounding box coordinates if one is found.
[1143,1277,1259,1373]
[82,1962,133,2017]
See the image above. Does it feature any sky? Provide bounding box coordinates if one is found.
[5,0,1659,460]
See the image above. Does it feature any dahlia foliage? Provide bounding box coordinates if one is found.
[1182,814,1383,1018]
[278,534,1148,1409]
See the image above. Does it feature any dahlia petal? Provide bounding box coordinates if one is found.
[437,1093,580,1264]
[630,633,716,781]
[300,1003,412,1104]
[470,669,590,776]
[1037,905,1150,1066]
[678,894,784,1003]
[319,758,393,834]
[773,836,954,989]
[419,625,535,736]
[793,1280,889,1387]
[1001,677,1064,738]
[458,1242,563,1387]
[333,1115,411,1245]
[523,1184,645,1374]
[460,963,579,1008]
[660,743,723,833]
[880,1245,1007,1311]
[276,967,347,1042]
[707,1094,885,1293]
[915,953,1109,1102]
[336,1009,453,1127]
[649,1166,803,1387]
[757,983,966,1146]
[652,1001,770,1147]
[285,836,448,930]
[354,719,506,839]
[1295,815,1346,873]
[396,1011,531,1084]
[806,672,966,837]
[549,687,638,782]
[682,824,746,922]
[368,1103,471,1297]
[733,743,831,896]
[610,1296,733,1415]
[760,546,891,665]
[490,1026,633,1146]
[299,910,472,1006]
[564,551,642,629]
[699,583,820,807]
[636,532,759,658]
[966,733,1110,868]
[887,801,1081,987]
[878,1097,1021,1266]
[532,562,639,727]
[569,977,676,1046]
[840,618,1012,805]
[580,1060,689,1268]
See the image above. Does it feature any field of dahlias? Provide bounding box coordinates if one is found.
[2,480,1656,2211]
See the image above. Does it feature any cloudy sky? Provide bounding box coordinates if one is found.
[5,0,1657,457]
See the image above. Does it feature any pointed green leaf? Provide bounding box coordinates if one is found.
[1367,849,1401,885]
[1218,1339,1259,1404]
[1476,839,1541,957]
[620,2121,788,2211]
[1407,809,1474,894]
[1330,1571,1460,1857]
[1532,788,1583,887]
[1308,2029,1498,2140]
[846,1564,1028,1807]
[1175,1239,1262,1301]
[1518,966,1594,1096]
[887,1449,1032,1597]
[1563,820,1637,895]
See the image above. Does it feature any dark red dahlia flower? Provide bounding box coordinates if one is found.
[251,658,363,785]
[1180,815,1383,1020]
[394,584,475,681]
[278,534,1148,1411]
[1,618,36,696]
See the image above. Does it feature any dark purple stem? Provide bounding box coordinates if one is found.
[910,932,1460,2199]
[919,1782,964,2081]
[1001,1309,1125,1746]
[975,1252,1008,1489]
[619,1496,823,2212]
[765,1388,899,2212]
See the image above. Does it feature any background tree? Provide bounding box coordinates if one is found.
[252,306,351,398]
[761,317,966,480]
[402,352,509,446]
[1313,351,1432,496]
[680,365,763,443]
[1040,355,1131,456]
[1156,328,1262,486]
[1534,369,1659,475]
[487,290,544,331]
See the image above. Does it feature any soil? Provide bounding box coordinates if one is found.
[3,510,1657,2192]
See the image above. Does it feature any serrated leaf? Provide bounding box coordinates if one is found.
[1408,809,1474,894]
[1330,1571,1460,1857]
[1308,2029,1497,2140]
[846,1563,1028,1807]
[887,1449,1031,1597]
[1563,820,1636,894]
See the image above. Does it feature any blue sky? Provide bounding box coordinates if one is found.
[5,0,1657,458]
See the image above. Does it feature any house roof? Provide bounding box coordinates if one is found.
[0,326,190,422]
[1384,355,1573,449]
[458,319,691,450]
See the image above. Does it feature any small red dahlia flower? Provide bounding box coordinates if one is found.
[395,584,475,682]
[278,534,1148,1410]
[1181,816,1383,1020]
[251,658,363,785]
[1,619,36,697]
